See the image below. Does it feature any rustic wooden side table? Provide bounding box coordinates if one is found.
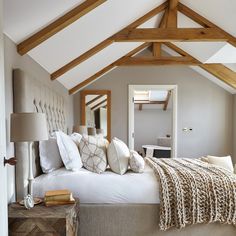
[8,199,79,236]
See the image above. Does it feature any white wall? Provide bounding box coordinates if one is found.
[4,35,74,202]
[134,107,172,152]
[74,64,233,161]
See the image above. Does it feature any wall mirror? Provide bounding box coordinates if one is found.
[81,90,111,141]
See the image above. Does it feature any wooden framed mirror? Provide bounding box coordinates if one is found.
[81,90,111,141]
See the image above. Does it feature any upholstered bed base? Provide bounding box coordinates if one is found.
[79,204,236,236]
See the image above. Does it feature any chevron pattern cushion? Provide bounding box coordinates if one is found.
[79,135,109,174]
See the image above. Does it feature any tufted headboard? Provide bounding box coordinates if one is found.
[13,69,67,200]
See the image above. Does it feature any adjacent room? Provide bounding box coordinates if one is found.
[1,0,236,236]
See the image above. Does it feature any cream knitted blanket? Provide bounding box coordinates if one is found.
[146,157,236,231]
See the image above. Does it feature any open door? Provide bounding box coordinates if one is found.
[0,0,8,234]
[129,85,178,158]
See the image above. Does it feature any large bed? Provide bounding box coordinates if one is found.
[33,165,159,204]
[13,69,236,236]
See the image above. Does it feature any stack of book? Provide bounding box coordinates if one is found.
[44,189,75,206]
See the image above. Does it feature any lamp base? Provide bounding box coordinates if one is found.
[19,197,43,206]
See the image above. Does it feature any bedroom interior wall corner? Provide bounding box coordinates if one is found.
[4,35,74,203]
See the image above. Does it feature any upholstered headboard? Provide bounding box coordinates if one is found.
[13,69,67,200]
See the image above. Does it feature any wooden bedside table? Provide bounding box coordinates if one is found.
[8,199,79,236]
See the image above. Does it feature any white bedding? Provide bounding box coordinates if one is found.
[33,165,160,204]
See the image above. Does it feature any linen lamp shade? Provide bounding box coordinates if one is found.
[88,127,96,136]
[10,113,48,142]
[73,125,88,135]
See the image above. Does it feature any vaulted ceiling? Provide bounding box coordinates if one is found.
[3,0,236,94]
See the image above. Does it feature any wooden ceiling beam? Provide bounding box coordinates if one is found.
[151,7,169,57]
[199,64,236,89]
[164,42,236,89]
[152,43,162,57]
[17,0,107,55]
[117,56,200,66]
[134,101,166,105]
[138,104,142,111]
[178,3,236,47]
[113,28,228,42]
[51,1,168,80]
[69,43,150,94]
[159,9,168,28]
[163,91,171,110]
[166,0,179,28]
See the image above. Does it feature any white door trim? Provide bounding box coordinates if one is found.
[0,0,8,234]
[128,84,178,158]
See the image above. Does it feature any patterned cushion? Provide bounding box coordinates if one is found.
[79,135,109,174]
[129,150,145,173]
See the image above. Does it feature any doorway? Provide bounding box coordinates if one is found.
[128,85,177,158]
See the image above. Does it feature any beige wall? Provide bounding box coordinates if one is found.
[74,65,234,161]
[4,35,74,202]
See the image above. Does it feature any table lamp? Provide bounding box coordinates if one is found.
[10,112,48,204]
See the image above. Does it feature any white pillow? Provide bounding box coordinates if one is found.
[79,135,108,174]
[39,137,63,173]
[70,132,82,146]
[129,150,145,173]
[55,131,83,171]
[107,137,130,175]
[207,155,234,173]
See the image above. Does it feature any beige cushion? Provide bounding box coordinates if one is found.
[206,155,234,173]
[199,156,209,163]
[129,150,145,173]
[79,135,108,174]
[107,138,130,175]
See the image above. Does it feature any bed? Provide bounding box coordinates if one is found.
[33,165,159,204]
[13,69,236,236]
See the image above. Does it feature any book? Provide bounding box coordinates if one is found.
[45,200,75,207]
[45,194,74,202]
[45,189,71,197]
[44,189,75,207]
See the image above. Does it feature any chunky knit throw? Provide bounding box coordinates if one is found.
[146,157,236,231]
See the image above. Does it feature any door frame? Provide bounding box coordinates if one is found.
[0,0,8,234]
[128,84,178,158]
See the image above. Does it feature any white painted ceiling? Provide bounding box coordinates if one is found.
[3,0,236,93]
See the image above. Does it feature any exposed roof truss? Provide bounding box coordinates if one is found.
[65,0,236,94]
[14,0,236,94]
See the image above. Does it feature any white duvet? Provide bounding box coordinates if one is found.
[33,165,160,204]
